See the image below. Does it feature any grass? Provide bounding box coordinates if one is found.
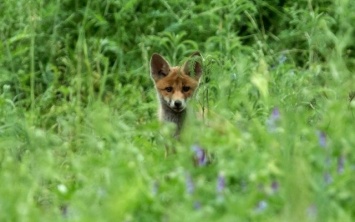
[0,0,354,221]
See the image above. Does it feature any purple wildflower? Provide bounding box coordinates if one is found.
[192,145,208,167]
[324,172,333,185]
[216,172,226,194]
[266,107,281,132]
[254,200,268,213]
[60,204,68,218]
[216,172,226,203]
[185,173,195,195]
[317,131,327,148]
[271,180,279,193]
[271,107,281,120]
[324,156,331,168]
[337,155,345,174]
[193,201,201,210]
[270,54,287,70]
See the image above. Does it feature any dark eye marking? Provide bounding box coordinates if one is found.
[165,87,173,92]
[182,86,190,92]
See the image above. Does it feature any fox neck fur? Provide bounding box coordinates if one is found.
[158,96,187,134]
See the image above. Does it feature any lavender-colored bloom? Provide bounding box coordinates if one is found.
[254,200,268,213]
[270,54,287,70]
[271,107,281,120]
[318,131,327,148]
[60,204,68,218]
[324,172,333,185]
[216,172,226,194]
[324,156,331,168]
[271,180,279,193]
[266,107,281,132]
[185,173,195,195]
[192,145,208,167]
[193,201,201,210]
[337,155,345,174]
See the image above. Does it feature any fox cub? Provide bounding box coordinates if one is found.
[150,52,203,136]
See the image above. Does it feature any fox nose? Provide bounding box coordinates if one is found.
[174,100,182,108]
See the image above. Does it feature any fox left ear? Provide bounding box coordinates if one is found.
[150,53,171,82]
[183,52,203,80]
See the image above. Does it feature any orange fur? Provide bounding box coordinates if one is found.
[150,52,203,136]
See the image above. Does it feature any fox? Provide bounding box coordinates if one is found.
[150,52,203,137]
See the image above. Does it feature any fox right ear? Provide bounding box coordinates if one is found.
[150,53,171,81]
[182,51,203,81]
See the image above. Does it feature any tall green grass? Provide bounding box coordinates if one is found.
[0,0,354,221]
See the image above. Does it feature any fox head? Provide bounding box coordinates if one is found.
[150,52,203,112]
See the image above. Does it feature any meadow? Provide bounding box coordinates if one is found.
[0,0,354,221]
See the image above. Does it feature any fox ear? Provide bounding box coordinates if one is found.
[183,52,203,80]
[150,53,171,81]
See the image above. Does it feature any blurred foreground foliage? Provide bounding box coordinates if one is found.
[0,0,354,221]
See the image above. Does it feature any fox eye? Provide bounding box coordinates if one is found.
[182,86,190,92]
[165,87,173,92]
